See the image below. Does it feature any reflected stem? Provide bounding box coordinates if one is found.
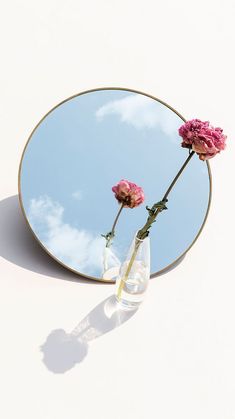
[104,203,125,248]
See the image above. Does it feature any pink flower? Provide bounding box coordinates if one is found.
[178,119,227,160]
[112,179,145,208]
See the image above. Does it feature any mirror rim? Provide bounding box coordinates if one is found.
[18,87,212,282]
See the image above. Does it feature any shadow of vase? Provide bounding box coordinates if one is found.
[40,295,137,374]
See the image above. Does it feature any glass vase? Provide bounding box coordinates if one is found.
[115,233,150,310]
[102,245,121,281]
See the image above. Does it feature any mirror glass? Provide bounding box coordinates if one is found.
[19,88,211,281]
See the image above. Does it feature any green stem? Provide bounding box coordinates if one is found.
[137,150,195,240]
[117,150,195,300]
[162,150,195,201]
[103,203,124,248]
[117,240,140,301]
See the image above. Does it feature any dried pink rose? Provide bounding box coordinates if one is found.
[112,179,144,208]
[178,119,227,160]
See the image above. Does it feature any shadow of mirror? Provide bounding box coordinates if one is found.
[40,295,137,374]
[0,195,101,283]
[0,195,186,282]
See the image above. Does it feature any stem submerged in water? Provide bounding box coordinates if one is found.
[116,239,141,301]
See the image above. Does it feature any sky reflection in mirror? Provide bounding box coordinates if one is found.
[20,89,210,279]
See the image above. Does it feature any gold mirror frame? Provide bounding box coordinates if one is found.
[18,87,212,282]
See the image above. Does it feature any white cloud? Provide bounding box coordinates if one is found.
[95,94,181,137]
[72,190,83,201]
[28,196,120,276]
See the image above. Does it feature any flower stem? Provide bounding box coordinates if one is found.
[112,203,124,235]
[162,150,195,202]
[103,203,124,248]
[137,150,195,240]
[116,239,140,301]
[117,150,195,300]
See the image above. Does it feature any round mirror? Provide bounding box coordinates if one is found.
[19,88,211,282]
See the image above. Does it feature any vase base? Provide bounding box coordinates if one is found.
[102,266,120,281]
[115,295,141,311]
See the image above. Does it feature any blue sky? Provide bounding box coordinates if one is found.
[20,89,210,278]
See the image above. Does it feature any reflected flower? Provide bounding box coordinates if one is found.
[112,179,145,208]
[102,179,145,250]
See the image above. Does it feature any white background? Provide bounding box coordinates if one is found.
[0,1,235,418]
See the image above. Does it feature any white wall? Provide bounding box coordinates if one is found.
[0,1,234,418]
